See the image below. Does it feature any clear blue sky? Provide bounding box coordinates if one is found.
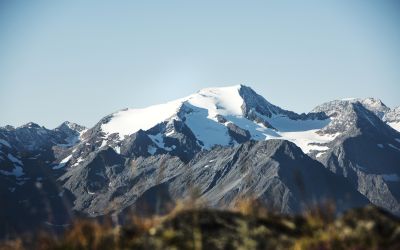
[1,0,400,128]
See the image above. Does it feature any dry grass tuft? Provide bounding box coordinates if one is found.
[0,202,399,250]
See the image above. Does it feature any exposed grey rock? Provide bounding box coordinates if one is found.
[179,140,367,213]
[57,140,367,217]
[0,122,86,237]
[384,106,400,123]
[239,85,328,121]
[226,123,251,143]
[120,130,156,158]
[313,102,400,214]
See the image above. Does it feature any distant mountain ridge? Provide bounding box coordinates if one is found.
[1,85,399,237]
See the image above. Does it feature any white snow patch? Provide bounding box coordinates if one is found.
[388,122,400,132]
[53,155,72,169]
[185,105,231,149]
[114,146,121,154]
[187,85,243,119]
[61,155,72,164]
[100,140,108,148]
[278,130,335,154]
[226,114,335,154]
[101,99,183,137]
[395,138,400,143]
[377,144,384,149]
[166,130,175,136]
[187,111,335,152]
[72,157,84,167]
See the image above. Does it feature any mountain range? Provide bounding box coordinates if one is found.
[1,85,400,237]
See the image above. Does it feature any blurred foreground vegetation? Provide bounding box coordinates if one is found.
[0,201,399,250]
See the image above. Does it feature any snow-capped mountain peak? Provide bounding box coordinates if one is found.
[99,85,333,153]
[101,85,246,138]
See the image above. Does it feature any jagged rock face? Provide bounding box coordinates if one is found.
[313,97,390,119]
[313,98,400,133]
[312,102,400,214]
[238,85,327,121]
[384,107,400,123]
[384,107,400,132]
[54,121,86,145]
[59,151,184,216]
[358,98,391,119]
[0,122,85,152]
[172,140,367,213]
[1,85,400,237]
[55,140,367,217]
[0,121,86,237]
[0,121,87,190]
[239,85,285,118]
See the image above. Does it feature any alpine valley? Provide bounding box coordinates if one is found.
[1,85,400,237]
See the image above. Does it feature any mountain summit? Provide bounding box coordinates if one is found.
[98,85,330,155]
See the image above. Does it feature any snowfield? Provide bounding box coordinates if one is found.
[101,99,184,138]
[388,122,400,132]
[98,85,387,154]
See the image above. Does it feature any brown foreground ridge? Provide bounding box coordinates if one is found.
[0,205,399,250]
